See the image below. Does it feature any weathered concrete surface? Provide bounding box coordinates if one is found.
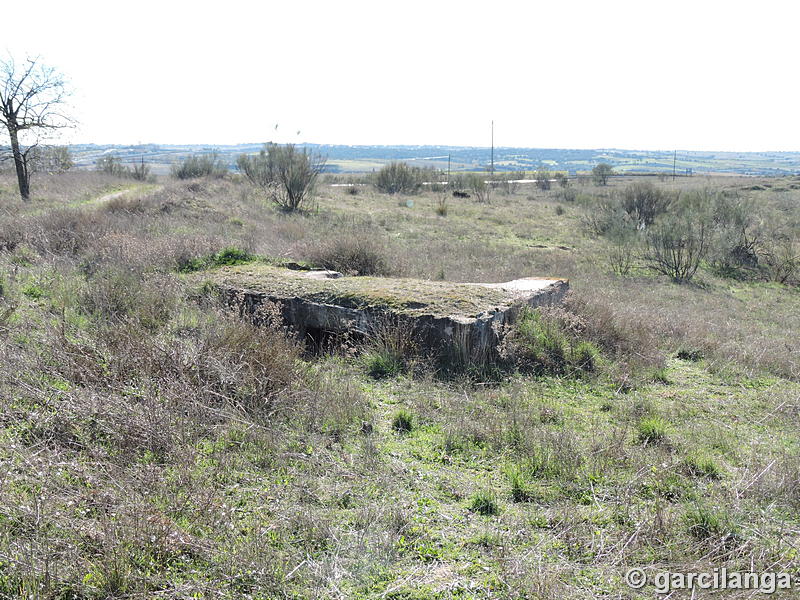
[205,264,569,358]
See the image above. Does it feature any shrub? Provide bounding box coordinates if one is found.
[707,192,760,276]
[604,224,639,276]
[561,291,665,374]
[171,152,227,179]
[759,231,799,284]
[560,187,577,202]
[676,346,704,361]
[130,158,151,182]
[642,213,709,283]
[25,207,112,257]
[306,235,390,276]
[580,194,625,236]
[554,172,569,188]
[237,144,326,211]
[391,409,414,433]
[435,194,448,217]
[95,155,151,181]
[22,284,46,300]
[465,173,491,203]
[534,168,551,191]
[468,489,500,516]
[620,181,671,229]
[495,172,520,195]
[373,161,423,194]
[571,341,597,372]
[29,145,73,173]
[95,155,129,177]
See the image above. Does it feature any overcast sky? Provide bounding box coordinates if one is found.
[5,0,799,151]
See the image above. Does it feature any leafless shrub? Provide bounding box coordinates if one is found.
[372,161,424,194]
[238,143,326,211]
[466,173,491,203]
[759,231,799,284]
[620,181,672,229]
[304,234,392,276]
[642,212,711,283]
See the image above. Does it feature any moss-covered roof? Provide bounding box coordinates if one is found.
[203,264,561,319]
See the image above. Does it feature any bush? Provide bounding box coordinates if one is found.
[642,212,709,283]
[559,187,577,202]
[604,224,639,276]
[620,181,671,229]
[25,207,112,257]
[95,155,129,177]
[534,168,551,191]
[465,173,491,203]
[306,235,390,276]
[580,194,625,236]
[130,158,151,182]
[237,144,326,211]
[759,231,799,284]
[435,194,448,217]
[171,152,227,180]
[77,269,177,331]
[707,192,760,276]
[373,161,424,194]
[494,172,521,195]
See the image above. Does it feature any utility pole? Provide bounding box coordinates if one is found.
[490,120,494,174]
[673,150,677,181]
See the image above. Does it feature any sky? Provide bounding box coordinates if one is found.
[4,0,800,152]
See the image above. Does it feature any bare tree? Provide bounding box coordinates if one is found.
[0,56,72,200]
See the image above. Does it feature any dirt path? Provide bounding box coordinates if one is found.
[83,183,162,207]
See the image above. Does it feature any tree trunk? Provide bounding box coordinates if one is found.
[7,126,30,201]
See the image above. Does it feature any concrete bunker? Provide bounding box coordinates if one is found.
[205,264,569,360]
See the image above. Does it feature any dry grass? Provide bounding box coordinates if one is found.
[0,171,799,598]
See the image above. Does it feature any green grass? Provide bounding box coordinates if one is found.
[467,489,500,516]
[178,246,258,272]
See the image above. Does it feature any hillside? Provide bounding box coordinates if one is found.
[0,170,799,598]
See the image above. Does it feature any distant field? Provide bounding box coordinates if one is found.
[65,143,800,176]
